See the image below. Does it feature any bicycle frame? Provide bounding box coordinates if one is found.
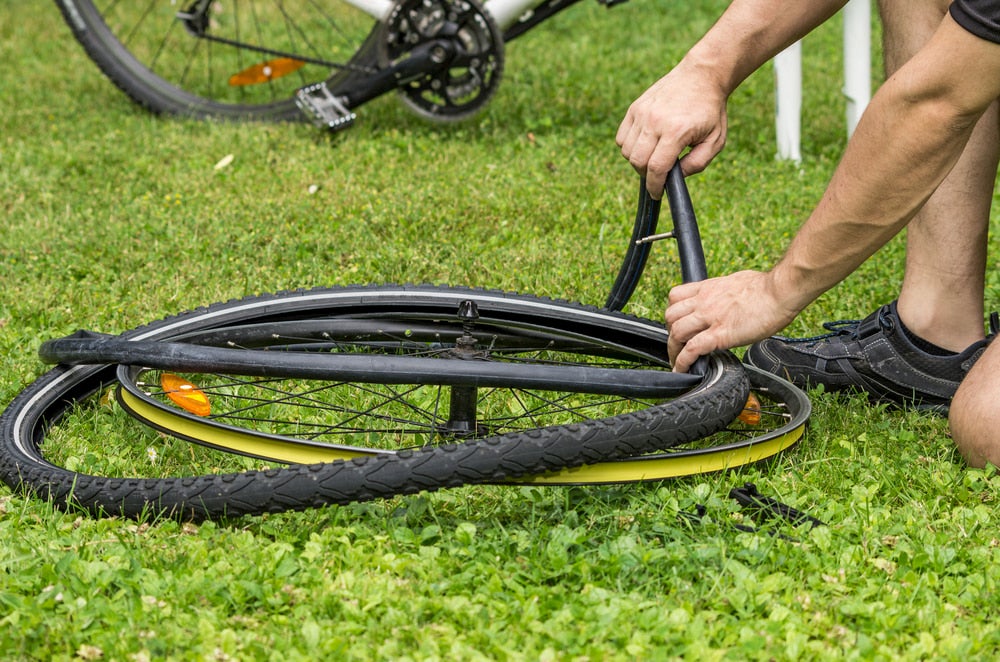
[344,0,578,34]
[56,0,625,129]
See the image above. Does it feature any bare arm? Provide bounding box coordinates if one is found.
[666,14,1000,373]
[617,0,847,197]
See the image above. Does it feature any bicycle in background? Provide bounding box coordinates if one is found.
[56,0,630,131]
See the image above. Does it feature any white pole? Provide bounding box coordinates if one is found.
[843,0,872,136]
[774,41,802,162]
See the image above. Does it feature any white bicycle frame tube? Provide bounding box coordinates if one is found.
[344,0,542,30]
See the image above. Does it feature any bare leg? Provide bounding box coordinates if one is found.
[951,342,1000,467]
[879,0,998,351]
[881,0,999,463]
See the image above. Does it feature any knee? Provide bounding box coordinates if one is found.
[949,375,1000,468]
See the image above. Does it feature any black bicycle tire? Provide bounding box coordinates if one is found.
[53,0,377,121]
[511,365,811,484]
[0,285,749,520]
[605,180,659,311]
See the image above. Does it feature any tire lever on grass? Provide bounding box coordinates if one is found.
[728,483,826,530]
[678,483,825,540]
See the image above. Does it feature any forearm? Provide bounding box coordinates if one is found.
[770,17,1000,311]
[663,14,1000,373]
[681,0,848,95]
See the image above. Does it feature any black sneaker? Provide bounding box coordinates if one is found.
[744,301,997,413]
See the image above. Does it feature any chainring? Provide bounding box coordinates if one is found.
[380,0,504,121]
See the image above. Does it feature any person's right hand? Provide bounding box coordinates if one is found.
[616,63,729,198]
[664,270,800,373]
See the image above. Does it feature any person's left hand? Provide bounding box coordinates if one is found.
[665,270,799,372]
[615,63,729,199]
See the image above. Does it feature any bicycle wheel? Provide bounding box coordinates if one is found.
[1,285,749,520]
[55,0,383,121]
[117,359,808,483]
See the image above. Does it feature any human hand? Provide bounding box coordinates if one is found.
[664,270,800,373]
[616,63,729,199]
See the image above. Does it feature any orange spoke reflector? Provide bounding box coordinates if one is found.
[229,58,306,86]
[737,392,762,426]
[160,373,211,417]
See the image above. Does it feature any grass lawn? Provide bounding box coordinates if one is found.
[3,1,1000,660]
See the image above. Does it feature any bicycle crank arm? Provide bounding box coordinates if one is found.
[338,40,457,109]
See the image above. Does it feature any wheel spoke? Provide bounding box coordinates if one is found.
[61,0,379,118]
[113,301,683,453]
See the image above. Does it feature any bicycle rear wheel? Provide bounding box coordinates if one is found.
[55,0,381,120]
[1,285,749,520]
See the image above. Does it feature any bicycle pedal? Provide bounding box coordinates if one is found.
[295,82,357,131]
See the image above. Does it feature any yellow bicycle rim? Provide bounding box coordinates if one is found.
[117,366,808,484]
